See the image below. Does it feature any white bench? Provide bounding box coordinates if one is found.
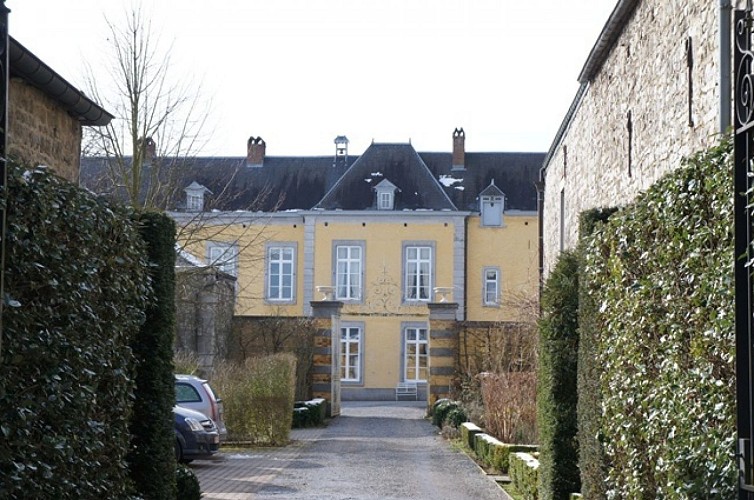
[395,382,418,401]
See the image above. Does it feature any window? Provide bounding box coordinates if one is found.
[207,242,238,277]
[175,383,202,403]
[404,327,428,382]
[483,267,500,306]
[379,192,393,210]
[187,193,203,211]
[340,325,362,382]
[335,244,363,301]
[266,244,296,302]
[404,245,432,301]
[481,195,504,226]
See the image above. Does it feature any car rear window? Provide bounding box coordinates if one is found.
[175,383,202,403]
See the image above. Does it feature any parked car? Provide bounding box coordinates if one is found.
[175,374,227,440]
[173,405,220,463]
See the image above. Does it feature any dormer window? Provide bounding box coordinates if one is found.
[184,181,212,212]
[374,179,399,211]
[479,181,505,227]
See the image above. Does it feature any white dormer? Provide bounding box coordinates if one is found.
[479,180,505,227]
[374,178,399,210]
[184,181,212,212]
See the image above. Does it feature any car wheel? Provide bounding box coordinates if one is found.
[175,439,183,462]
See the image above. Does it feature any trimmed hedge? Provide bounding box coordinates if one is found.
[128,212,178,499]
[461,422,483,450]
[537,250,580,499]
[576,208,616,500]
[473,433,538,473]
[292,398,327,428]
[510,452,539,500]
[0,163,149,498]
[582,136,736,497]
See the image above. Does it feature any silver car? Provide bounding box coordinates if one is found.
[175,374,228,440]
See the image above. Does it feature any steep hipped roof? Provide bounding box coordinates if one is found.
[316,143,456,210]
[81,143,543,213]
[420,151,543,211]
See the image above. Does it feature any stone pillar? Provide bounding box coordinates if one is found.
[310,300,343,417]
[428,302,459,409]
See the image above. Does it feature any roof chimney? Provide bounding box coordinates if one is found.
[452,128,465,171]
[247,136,266,167]
[333,135,349,168]
[139,137,156,166]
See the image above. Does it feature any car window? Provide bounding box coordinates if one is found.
[175,382,202,403]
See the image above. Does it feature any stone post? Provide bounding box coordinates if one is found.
[428,302,459,409]
[310,300,343,417]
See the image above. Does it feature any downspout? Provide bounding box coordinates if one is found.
[535,179,545,315]
[721,0,732,134]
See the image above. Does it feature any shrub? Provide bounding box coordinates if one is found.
[537,250,580,499]
[445,406,468,428]
[292,398,327,428]
[128,212,178,499]
[175,464,201,500]
[432,399,466,428]
[0,163,149,498]
[212,354,297,445]
[510,452,539,500]
[460,422,483,450]
[479,372,537,444]
[174,350,201,376]
[582,136,736,497]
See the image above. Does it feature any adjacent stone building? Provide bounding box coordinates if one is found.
[7,37,112,181]
[540,0,729,277]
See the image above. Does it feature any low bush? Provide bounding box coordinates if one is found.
[292,398,327,428]
[460,422,483,450]
[510,452,539,500]
[432,399,466,429]
[479,372,537,444]
[175,464,201,500]
[472,433,537,473]
[212,354,297,445]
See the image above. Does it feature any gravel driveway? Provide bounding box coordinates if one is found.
[192,401,506,499]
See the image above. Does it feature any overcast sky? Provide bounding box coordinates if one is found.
[8,0,615,157]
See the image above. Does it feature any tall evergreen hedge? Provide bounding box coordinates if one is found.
[576,208,616,500]
[128,212,178,499]
[581,136,735,497]
[0,163,149,498]
[537,250,580,499]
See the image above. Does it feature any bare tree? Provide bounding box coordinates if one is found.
[84,4,210,210]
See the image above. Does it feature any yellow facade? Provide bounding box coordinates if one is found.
[174,208,538,400]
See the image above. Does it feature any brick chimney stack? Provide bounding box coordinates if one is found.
[247,136,266,167]
[452,128,465,171]
[140,136,156,166]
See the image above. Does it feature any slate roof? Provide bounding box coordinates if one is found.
[81,142,543,213]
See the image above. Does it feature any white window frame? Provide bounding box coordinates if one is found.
[379,191,393,210]
[403,243,433,302]
[340,323,363,383]
[265,242,297,303]
[333,242,364,302]
[207,241,238,277]
[403,325,428,382]
[483,267,500,306]
[187,192,203,212]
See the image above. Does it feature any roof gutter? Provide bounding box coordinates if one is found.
[540,82,588,178]
[577,0,640,84]
[9,37,113,126]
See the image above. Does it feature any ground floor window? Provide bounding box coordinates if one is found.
[404,327,428,382]
[340,326,362,382]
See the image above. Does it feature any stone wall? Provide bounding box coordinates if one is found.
[8,78,82,182]
[542,0,721,277]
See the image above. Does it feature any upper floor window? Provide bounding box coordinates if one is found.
[374,178,399,210]
[479,181,505,227]
[335,244,363,301]
[404,245,432,301]
[266,243,296,302]
[483,267,500,306]
[207,242,238,277]
[184,181,211,212]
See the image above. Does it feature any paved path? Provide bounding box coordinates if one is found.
[192,401,505,499]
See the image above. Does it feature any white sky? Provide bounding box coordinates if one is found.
[8,0,616,157]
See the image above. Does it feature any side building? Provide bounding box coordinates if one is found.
[540,0,726,277]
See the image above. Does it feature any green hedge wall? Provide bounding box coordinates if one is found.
[576,208,616,500]
[128,212,178,499]
[0,163,149,498]
[582,137,736,497]
[537,250,580,499]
